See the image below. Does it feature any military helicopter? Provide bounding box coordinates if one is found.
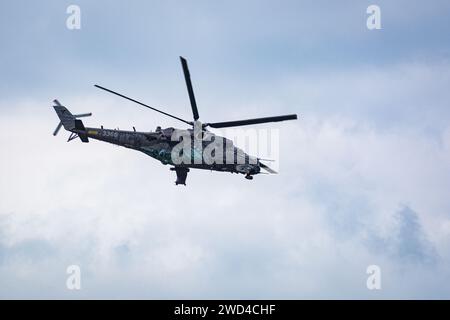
[52,57,297,185]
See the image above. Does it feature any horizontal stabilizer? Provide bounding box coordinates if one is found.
[75,119,86,131]
[78,133,89,143]
[74,120,89,142]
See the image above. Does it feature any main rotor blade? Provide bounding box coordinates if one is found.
[94,85,191,126]
[207,114,298,128]
[180,56,200,121]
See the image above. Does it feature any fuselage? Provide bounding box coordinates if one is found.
[77,126,261,176]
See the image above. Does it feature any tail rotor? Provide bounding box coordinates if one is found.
[52,99,92,136]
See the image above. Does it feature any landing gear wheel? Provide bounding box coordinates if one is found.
[245,174,253,180]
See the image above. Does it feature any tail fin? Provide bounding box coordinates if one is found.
[52,99,92,142]
[53,100,76,132]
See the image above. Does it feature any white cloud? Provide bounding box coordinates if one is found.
[1,60,450,299]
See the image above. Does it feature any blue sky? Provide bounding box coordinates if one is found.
[1,0,450,299]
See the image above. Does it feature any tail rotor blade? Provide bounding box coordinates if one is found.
[73,113,92,118]
[53,122,63,136]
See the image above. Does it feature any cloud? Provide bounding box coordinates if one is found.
[1,59,450,298]
[1,0,450,298]
[391,206,438,264]
[367,206,439,266]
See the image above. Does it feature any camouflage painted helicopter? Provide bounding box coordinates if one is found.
[52,57,297,185]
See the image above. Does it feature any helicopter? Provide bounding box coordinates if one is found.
[52,57,298,185]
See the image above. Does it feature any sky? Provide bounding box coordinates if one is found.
[1,0,450,299]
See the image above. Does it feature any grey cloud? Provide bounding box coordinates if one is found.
[391,206,438,265]
[367,206,438,266]
[0,238,57,265]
